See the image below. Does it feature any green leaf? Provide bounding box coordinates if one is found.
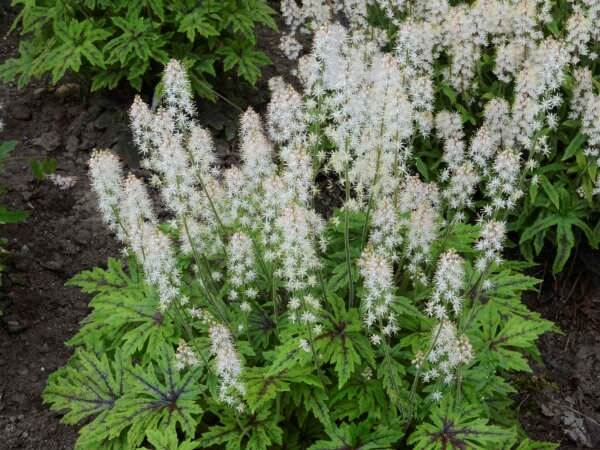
[519,214,561,243]
[516,438,558,450]
[309,422,404,450]
[67,258,178,357]
[561,132,586,161]
[539,175,559,210]
[44,349,125,426]
[415,157,429,180]
[111,345,204,448]
[0,140,17,161]
[409,400,515,449]
[474,304,554,373]
[552,222,574,273]
[29,157,57,181]
[529,181,538,203]
[178,9,219,41]
[440,84,457,104]
[199,411,282,450]
[140,428,200,450]
[0,206,28,224]
[244,365,321,412]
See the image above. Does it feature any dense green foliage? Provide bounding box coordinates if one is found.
[44,225,557,449]
[0,0,276,99]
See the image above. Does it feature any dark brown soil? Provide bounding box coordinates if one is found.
[0,5,599,450]
[518,248,600,449]
[0,10,128,447]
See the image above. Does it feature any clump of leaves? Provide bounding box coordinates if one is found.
[29,157,57,182]
[1,0,276,99]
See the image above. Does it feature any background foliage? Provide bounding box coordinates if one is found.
[0,0,276,100]
[364,1,600,273]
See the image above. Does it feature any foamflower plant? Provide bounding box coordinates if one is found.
[45,50,557,449]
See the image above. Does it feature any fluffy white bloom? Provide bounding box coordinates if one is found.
[426,250,465,319]
[483,99,515,149]
[187,124,218,179]
[425,321,474,384]
[369,197,402,259]
[571,68,600,150]
[136,223,181,310]
[88,150,125,236]
[240,108,276,181]
[227,232,257,301]
[129,96,156,155]
[175,340,200,370]
[120,174,156,243]
[210,322,245,407]
[443,162,479,210]
[512,39,569,149]
[48,174,78,190]
[475,220,506,270]
[494,41,527,83]
[435,111,463,143]
[274,204,323,292]
[565,7,594,62]
[267,77,306,144]
[280,33,303,59]
[359,248,398,338]
[396,20,439,77]
[281,144,314,205]
[469,126,501,169]
[163,59,195,127]
[406,203,438,267]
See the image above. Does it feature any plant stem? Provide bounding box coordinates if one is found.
[182,216,229,325]
[344,161,355,308]
[306,323,327,387]
[407,320,444,420]
[360,140,383,251]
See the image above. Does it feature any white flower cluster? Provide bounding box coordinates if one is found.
[426,250,465,320]
[565,1,600,63]
[279,0,398,58]
[572,68,600,160]
[359,248,398,345]
[282,0,600,201]
[423,321,474,391]
[92,0,600,406]
[227,232,258,306]
[175,339,200,370]
[475,220,507,271]
[129,61,226,259]
[210,322,245,412]
[93,59,336,410]
[274,204,324,292]
[89,153,180,310]
[189,308,246,413]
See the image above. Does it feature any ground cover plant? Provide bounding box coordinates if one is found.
[280,0,600,273]
[0,0,276,100]
[43,37,561,449]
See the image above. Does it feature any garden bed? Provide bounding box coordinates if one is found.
[1,6,600,450]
